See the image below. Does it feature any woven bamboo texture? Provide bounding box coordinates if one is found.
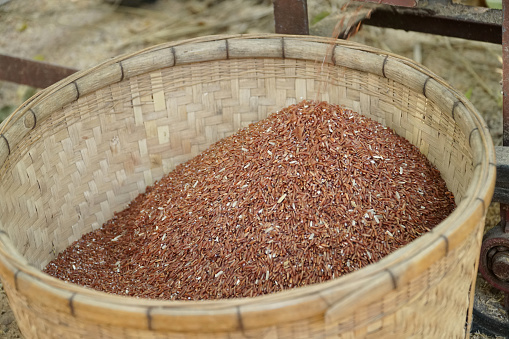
[0,34,496,338]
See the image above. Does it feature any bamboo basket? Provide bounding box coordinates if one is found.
[0,34,496,338]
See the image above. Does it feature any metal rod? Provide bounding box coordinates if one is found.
[501,0,509,235]
[360,5,501,44]
[0,54,77,89]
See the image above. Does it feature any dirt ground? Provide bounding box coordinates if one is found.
[0,0,504,338]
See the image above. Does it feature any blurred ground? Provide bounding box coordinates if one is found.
[0,0,504,338]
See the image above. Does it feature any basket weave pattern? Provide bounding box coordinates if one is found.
[0,35,495,338]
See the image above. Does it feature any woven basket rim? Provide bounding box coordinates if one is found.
[0,34,496,328]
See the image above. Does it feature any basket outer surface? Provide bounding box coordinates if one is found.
[0,34,495,338]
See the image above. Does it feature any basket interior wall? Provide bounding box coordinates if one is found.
[0,58,472,269]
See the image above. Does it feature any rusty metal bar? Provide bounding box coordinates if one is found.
[500,0,509,232]
[273,0,309,35]
[358,2,502,44]
[0,54,77,89]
